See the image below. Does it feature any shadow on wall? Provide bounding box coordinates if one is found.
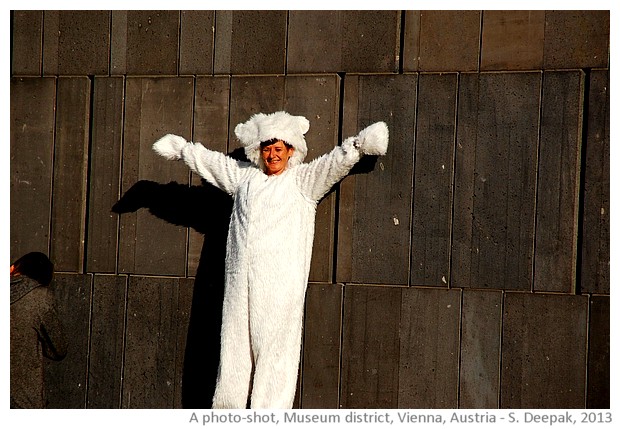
[111,149,379,409]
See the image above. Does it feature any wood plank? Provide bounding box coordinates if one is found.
[534,71,584,293]
[119,77,193,276]
[459,289,502,408]
[180,11,215,75]
[410,73,457,286]
[339,74,417,285]
[398,287,461,408]
[544,11,609,69]
[55,11,110,75]
[51,77,91,273]
[301,283,343,409]
[11,10,43,75]
[452,73,540,290]
[122,276,192,408]
[587,295,610,408]
[214,11,286,75]
[340,285,401,408]
[580,70,610,294]
[480,11,545,71]
[86,77,124,273]
[87,274,127,408]
[417,11,481,72]
[45,273,92,408]
[501,292,588,408]
[10,77,56,261]
[124,11,179,75]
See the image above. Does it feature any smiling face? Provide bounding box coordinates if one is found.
[260,139,295,175]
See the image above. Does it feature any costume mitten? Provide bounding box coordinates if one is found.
[355,122,389,156]
[152,134,189,161]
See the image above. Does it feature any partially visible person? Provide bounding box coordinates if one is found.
[10,251,67,408]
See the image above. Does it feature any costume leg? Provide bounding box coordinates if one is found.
[211,276,253,408]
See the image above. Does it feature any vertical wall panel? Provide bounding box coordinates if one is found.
[301,283,343,409]
[501,293,588,408]
[581,70,610,294]
[398,287,461,408]
[452,73,540,290]
[122,276,193,408]
[340,285,401,408]
[45,273,92,408]
[480,10,545,71]
[534,71,584,293]
[459,289,502,408]
[179,11,215,75]
[338,74,417,285]
[10,77,55,261]
[110,10,128,75]
[413,11,481,72]
[544,11,609,69]
[86,77,124,273]
[119,77,193,276]
[87,274,127,408]
[42,11,59,76]
[118,11,180,75]
[43,11,110,76]
[410,73,457,286]
[51,77,91,273]
[11,10,43,75]
[587,295,610,408]
[214,11,287,75]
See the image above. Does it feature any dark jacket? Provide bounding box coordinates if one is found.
[10,275,67,408]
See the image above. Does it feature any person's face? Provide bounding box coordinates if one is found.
[261,140,295,175]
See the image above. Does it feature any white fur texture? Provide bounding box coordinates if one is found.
[155,117,387,409]
[234,111,309,168]
[152,134,188,161]
[357,121,389,156]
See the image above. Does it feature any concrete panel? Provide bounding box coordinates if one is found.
[414,11,480,72]
[452,73,540,290]
[398,287,461,409]
[480,11,545,71]
[301,283,343,409]
[10,77,55,261]
[340,285,401,408]
[86,77,124,273]
[410,73,457,287]
[338,74,417,285]
[180,11,215,75]
[118,11,179,75]
[42,11,59,76]
[288,11,400,73]
[87,274,127,408]
[459,289,502,408]
[110,10,128,75]
[11,10,43,75]
[581,70,610,294]
[534,71,584,293]
[587,295,610,408]
[229,75,341,282]
[544,11,609,69]
[214,10,286,75]
[45,273,92,408]
[501,292,588,408]
[51,77,91,273]
[45,11,110,75]
[119,77,193,276]
[122,276,193,408]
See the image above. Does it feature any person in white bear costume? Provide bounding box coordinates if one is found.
[153,111,388,409]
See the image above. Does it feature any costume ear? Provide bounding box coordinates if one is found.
[297,116,310,135]
[235,113,264,146]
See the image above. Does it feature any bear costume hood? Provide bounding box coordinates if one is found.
[234,111,309,169]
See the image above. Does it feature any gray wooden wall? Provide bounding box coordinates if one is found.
[10,10,609,409]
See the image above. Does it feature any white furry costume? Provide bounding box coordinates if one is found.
[153,111,388,408]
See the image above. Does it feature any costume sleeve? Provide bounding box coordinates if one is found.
[180,142,251,195]
[295,137,361,202]
[38,289,67,361]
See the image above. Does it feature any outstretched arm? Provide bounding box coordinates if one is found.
[296,122,389,202]
[153,134,250,195]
